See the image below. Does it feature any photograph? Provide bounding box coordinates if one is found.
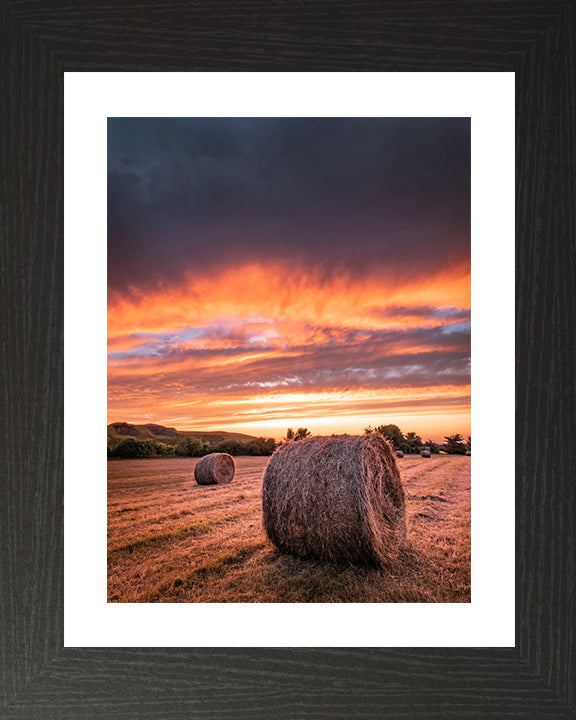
[107,117,472,604]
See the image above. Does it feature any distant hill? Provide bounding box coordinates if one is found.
[107,421,261,446]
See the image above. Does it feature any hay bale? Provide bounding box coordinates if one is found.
[262,434,406,567]
[194,453,235,485]
[420,449,431,458]
[395,450,404,458]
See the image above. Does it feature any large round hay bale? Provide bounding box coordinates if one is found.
[194,453,235,485]
[262,434,406,567]
[420,449,431,458]
[395,450,404,458]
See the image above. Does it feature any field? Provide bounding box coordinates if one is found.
[108,455,471,603]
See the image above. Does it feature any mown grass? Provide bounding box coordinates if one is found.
[108,455,470,603]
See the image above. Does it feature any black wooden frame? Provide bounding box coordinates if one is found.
[1,1,575,717]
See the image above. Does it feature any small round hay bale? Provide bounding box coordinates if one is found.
[194,453,235,485]
[420,449,431,458]
[262,434,406,567]
[395,450,404,458]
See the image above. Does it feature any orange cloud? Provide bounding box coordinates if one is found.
[108,259,470,336]
[108,258,470,440]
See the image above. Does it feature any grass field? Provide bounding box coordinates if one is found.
[108,454,471,603]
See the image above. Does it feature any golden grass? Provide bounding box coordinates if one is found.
[108,454,471,603]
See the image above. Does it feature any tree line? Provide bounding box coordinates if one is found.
[108,424,471,459]
[363,424,471,454]
[283,425,471,454]
[108,435,276,460]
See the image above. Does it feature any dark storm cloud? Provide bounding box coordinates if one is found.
[108,117,470,292]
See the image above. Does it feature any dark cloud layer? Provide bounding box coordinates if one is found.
[108,117,470,292]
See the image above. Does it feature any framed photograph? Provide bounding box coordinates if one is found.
[3,3,574,717]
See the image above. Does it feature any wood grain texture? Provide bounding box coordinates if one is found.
[1,0,575,717]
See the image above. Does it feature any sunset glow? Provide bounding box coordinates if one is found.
[108,118,470,441]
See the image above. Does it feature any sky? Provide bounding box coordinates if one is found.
[108,118,470,441]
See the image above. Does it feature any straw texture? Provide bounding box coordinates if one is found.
[262,434,406,567]
[194,453,235,485]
